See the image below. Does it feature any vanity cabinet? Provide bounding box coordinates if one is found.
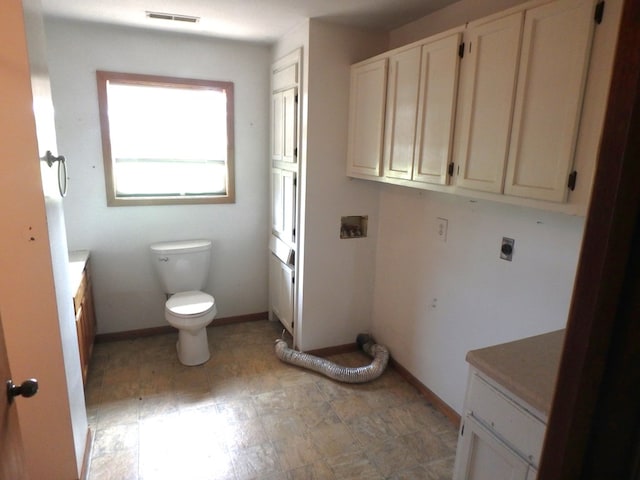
[454,370,545,479]
[453,330,564,480]
[455,0,597,202]
[70,251,96,385]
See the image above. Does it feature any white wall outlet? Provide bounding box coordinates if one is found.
[436,217,448,242]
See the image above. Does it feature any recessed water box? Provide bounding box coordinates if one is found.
[340,215,367,239]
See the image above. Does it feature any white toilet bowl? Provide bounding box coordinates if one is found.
[165,290,217,366]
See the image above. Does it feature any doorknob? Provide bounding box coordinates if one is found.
[6,379,38,403]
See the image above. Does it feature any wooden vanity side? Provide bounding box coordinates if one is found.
[73,257,96,385]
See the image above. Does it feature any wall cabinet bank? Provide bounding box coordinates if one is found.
[347,0,620,215]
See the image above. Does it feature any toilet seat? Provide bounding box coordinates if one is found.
[166,290,215,318]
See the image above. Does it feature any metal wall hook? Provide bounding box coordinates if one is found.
[42,150,65,167]
[41,150,68,197]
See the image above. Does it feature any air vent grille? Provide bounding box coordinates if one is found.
[146,11,200,23]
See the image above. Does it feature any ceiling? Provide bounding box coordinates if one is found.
[40,0,460,44]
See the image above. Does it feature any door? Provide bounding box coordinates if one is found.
[383,46,422,180]
[413,32,462,185]
[454,414,531,479]
[454,12,524,193]
[272,87,298,165]
[0,313,28,480]
[271,168,296,246]
[503,0,596,202]
[346,57,388,178]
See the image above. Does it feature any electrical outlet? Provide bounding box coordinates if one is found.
[500,237,515,261]
[437,217,448,242]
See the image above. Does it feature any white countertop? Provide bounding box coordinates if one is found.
[68,250,90,294]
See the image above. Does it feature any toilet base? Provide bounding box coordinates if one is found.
[176,327,210,366]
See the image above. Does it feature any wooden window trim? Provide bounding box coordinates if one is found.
[96,70,235,206]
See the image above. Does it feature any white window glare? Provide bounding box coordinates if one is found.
[97,71,235,206]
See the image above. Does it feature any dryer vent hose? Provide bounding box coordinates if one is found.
[274,334,389,384]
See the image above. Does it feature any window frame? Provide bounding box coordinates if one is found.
[96,70,235,206]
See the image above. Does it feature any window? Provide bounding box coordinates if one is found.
[96,71,235,206]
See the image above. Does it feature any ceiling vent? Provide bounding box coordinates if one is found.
[146,11,200,23]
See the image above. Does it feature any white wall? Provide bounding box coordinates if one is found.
[44,19,271,334]
[389,0,529,48]
[272,21,388,351]
[369,0,627,414]
[372,189,584,412]
[298,21,387,351]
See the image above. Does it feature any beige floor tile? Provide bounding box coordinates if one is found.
[85,320,457,480]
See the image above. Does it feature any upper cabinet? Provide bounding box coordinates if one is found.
[456,0,597,202]
[346,57,388,178]
[503,0,596,202]
[454,12,524,194]
[347,0,615,215]
[412,33,462,186]
[348,32,461,185]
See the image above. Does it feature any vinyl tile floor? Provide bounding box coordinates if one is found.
[85,320,458,480]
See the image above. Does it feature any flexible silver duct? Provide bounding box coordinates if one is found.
[274,334,389,383]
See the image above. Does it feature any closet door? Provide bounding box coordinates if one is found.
[383,46,422,180]
[413,32,462,185]
[272,87,297,165]
[347,58,388,178]
[271,168,296,246]
[455,12,524,193]
[504,0,596,202]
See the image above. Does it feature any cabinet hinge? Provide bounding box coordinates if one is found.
[461,422,465,436]
[595,1,605,24]
[294,147,298,158]
[291,275,295,285]
[458,42,465,59]
[292,227,296,240]
[568,170,578,191]
[293,177,297,187]
[294,94,299,103]
[448,162,455,176]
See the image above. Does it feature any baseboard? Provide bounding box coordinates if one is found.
[390,357,461,429]
[95,311,268,343]
[297,341,461,429]
[305,343,359,357]
[80,428,93,480]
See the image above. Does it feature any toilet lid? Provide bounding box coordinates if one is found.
[166,291,215,317]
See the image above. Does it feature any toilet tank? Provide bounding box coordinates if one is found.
[150,239,212,294]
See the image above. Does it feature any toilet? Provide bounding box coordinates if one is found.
[150,239,217,365]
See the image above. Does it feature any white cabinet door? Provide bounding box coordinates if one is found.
[413,32,462,185]
[271,168,296,245]
[455,12,524,193]
[454,414,530,480]
[272,87,297,165]
[383,46,422,180]
[504,0,596,202]
[270,254,294,335]
[347,58,388,178]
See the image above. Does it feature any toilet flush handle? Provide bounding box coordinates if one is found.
[158,257,169,262]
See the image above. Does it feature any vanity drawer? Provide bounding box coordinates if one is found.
[467,372,545,466]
